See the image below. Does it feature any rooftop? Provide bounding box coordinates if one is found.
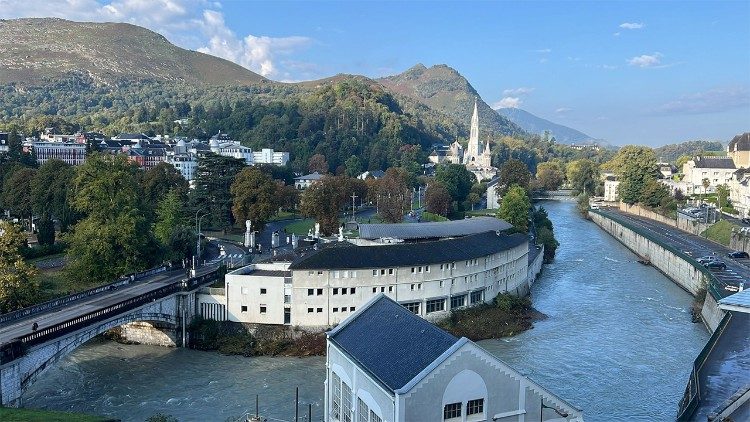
[692,156,736,169]
[328,294,459,392]
[718,289,750,313]
[728,132,750,152]
[288,231,527,270]
[294,171,324,181]
[358,216,511,240]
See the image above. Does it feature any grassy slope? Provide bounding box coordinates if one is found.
[701,220,737,246]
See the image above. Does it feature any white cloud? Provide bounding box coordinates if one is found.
[555,107,572,114]
[656,86,750,114]
[492,97,522,109]
[613,32,621,37]
[628,52,662,68]
[503,87,534,96]
[532,48,552,53]
[0,0,314,80]
[620,22,644,30]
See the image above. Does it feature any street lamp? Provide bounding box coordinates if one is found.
[541,401,569,420]
[194,210,209,270]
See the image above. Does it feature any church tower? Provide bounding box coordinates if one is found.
[466,98,482,163]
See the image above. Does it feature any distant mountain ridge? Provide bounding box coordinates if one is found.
[0,18,267,86]
[378,64,524,137]
[496,107,599,145]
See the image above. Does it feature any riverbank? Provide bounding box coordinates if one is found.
[0,407,114,422]
[438,293,545,340]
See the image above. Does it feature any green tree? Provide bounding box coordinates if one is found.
[377,168,411,223]
[535,161,565,191]
[230,167,282,230]
[498,159,532,195]
[300,176,347,235]
[308,154,328,174]
[65,154,157,287]
[435,164,474,203]
[191,154,246,232]
[676,155,692,169]
[344,155,363,178]
[425,182,452,217]
[154,190,186,245]
[2,167,36,224]
[0,221,39,313]
[36,217,56,246]
[717,184,730,210]
[606,145,657,205]
[639,180,671,209]
[567,159,599,196]
[31,159,77,231]
[498,185,530,232]
[141,162,188,209]
[536,227,558,263]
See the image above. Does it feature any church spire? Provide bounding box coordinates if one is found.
[468,97,480,161]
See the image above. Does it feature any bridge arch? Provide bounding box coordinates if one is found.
[16,309,179,403]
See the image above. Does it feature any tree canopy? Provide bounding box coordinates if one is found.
[498,185,530,232]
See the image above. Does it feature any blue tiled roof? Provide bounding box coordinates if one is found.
[328,295,459,392]
[358,216,511,240]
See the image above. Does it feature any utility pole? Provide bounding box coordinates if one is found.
[351,193,358,222]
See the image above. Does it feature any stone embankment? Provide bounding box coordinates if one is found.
[589,210,724,332]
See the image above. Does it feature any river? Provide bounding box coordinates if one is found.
[22,201,709,421]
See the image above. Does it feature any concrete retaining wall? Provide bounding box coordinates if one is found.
[110,322,177,347]
[527,245,545,286]
[590,212,724,331]
[618,202,708,236]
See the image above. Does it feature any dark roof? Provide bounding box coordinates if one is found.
[358,217,511,240]
[289,231,527,270]
[252,269,291,277]
[328,295,459,392]
[294,171,323,181]
[693,156,736,169]
[728,133,750,152]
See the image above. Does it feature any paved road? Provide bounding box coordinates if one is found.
[599,208,749,297]
[0,264,219,346]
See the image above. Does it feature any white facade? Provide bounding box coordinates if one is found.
[730,171,750,218]
[31,141,87,166]
[218,234,528,328]
[295,172,324,189]
[325,296,584,422]
[486,179,500,209]
[253,148,290,166]
[603,179,620,202]
[166,153,198,181]
[682,157,736,195]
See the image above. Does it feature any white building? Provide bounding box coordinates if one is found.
[166,152,198,181]
[325,294,584,422]
[0,132,8,154]
[31,141,87,166]
[209,132,289,166]
[682,156,736,195]
[603,177,620,202]
[730,168,750,218]
[210,219,528,328]
[486,177,501,209]
[295,171,324,189]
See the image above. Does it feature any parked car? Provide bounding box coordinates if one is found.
[697,256,717,264]
[727,251,749,259]
[590,204,600,210]
[725,281,747,292]
[704,260,727,270]
[742,217,750,225]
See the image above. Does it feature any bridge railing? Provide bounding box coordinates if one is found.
[0,266,222,364]
[677,311,732,420]
[0,265,169,326]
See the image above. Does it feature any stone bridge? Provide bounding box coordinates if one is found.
[532,189,577,201]
[0,266,221,407]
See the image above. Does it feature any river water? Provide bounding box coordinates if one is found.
[23,201,709,421]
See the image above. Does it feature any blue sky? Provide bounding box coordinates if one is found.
[2,0,749,146]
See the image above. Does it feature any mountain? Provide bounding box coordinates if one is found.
[0,18,267,86]
[378,64,524,137]
[496,107,599,145]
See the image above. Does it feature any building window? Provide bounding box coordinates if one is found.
[410,284,415,291]
[351,287,356,294]
[260,306,267,314]
[307,308,313,313]
[380,269,385,275]
[444,402,461,420]
[284,294,291,304]
[342,288,347,295]
[467,399,484,416]
[402,302,420,314]
[350,307,356,312]
[380,287,385,292]
[358,398,369,422]
[471,290,483,304]
[426,298,446,314]
[451,294,466,309]
[372,287,377,293]
[333,307,339,313]
[425,266,430,273]
[332,373,341,420]
[333,288,339,295]
[317,308,323,313]
[317,288,323,295]
[342,382,353,422]
[388,286,393,293]
[439,280,444,288]
[411,267,415,273]
[260,288,267,294]
[372,270,377,276]
[370,411,382,422]
[308,289,314,296]
[241,305,248,312]
[388,268,394,275]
